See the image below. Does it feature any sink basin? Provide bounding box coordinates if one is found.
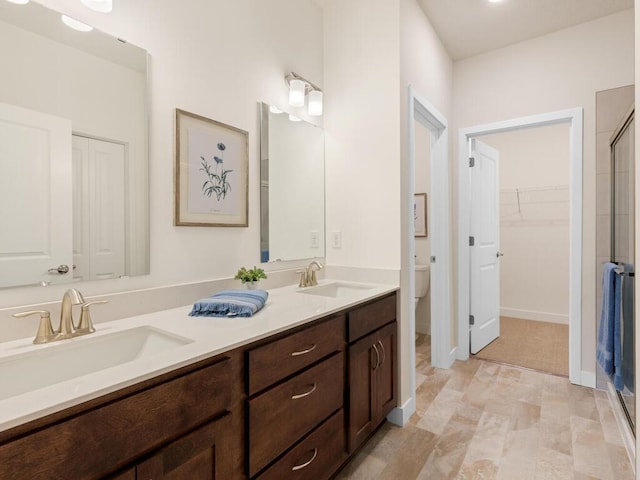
[298,282,375,298]
[0,326,193,400]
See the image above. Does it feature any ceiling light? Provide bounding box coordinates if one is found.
[6,0,29,4]
[488,0,503,3]
[61,14,93,32]
[285,72,324,116]
[80,0,112,13]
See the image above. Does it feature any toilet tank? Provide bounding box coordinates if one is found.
[415,264,430,299]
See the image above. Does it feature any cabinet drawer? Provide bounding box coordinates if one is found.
[247,314,345,395]
[248,352,344,477]
[348,293,396,342]
[0,357,231,480]
[256,409,346,480]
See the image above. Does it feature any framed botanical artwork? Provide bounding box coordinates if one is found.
[414,193,427,237]
[175,108,248,226]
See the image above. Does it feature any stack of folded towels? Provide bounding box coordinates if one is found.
[189,289,269,318]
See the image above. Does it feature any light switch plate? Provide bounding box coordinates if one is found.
[331,231,342,249]
[310,231,319,248]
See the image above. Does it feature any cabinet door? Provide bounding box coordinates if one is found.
[347,330,377,453]
[136,413,232,480]
[374,322,396,422]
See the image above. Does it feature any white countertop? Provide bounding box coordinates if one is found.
[0,280,397,434]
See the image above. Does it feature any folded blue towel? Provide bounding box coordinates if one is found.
[612,271,623,390]
[189,289,268,318]
[621,269,634,393]
[597,263,618,377]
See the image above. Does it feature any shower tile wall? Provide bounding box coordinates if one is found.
[595,84,634,390]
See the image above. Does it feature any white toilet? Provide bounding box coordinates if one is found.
[415,264,430,308]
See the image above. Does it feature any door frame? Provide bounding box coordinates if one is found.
[407,85,453,374]
[456,107,586,386]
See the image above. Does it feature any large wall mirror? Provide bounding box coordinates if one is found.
[259,103,325,262]
[0,1,149,288]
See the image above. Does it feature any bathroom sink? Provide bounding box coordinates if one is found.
[0,326,193,400]
[298,282,375,298]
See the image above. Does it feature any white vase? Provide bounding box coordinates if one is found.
[244,281,260,290]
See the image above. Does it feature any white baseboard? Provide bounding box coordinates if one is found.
[500,307,569,325]
[580,370,596,388]
[387,396,415,427]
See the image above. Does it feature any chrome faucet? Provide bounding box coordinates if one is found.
[297,261,324,287]
[13,289,107,344]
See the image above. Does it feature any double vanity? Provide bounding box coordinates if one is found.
[0,280,398,479]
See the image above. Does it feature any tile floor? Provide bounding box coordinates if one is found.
[335,334,635,480]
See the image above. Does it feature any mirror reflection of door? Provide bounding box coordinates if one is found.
[72,135,126,281]
[0,102,73,288]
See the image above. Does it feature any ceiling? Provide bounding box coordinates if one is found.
[418,0,634,60]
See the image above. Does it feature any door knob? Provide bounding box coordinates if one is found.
[48,264,70,274]
[496,252,504,258]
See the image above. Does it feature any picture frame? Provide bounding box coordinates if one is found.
[414,193,427,237]
[175,108,248,227]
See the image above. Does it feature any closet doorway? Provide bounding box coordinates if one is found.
[471,124,571,377]
[456,108,585,386]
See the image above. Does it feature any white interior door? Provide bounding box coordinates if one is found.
[73,135,126,281]
[469,138,501,354]
[0,102,72,287]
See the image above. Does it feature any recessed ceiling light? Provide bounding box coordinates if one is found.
[488,0,503,3]
[6,0,29,4]
[61,14,93,32]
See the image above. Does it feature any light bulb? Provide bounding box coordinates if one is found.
[308,90,323,116]
[289,79,306,107]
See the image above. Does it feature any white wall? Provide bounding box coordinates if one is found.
[401,0,453,411]
[453,9,634,378]
[0,0,324,309]
[483,124,571,324]
[323,0,401,270]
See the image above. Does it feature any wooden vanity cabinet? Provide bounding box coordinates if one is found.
[0,291,398,480]
[0,351,244,480]
[246,314,347,478]
[347,294,397,453]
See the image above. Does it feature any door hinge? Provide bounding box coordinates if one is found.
[469,315,475,326]
[469,156,475,167]
[469,236,475,246]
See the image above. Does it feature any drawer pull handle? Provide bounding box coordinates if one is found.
[372,343,381,370]
[292,383,317,400]
[291,344,317,356]
[292,448,318,471]
[378,340,386,367]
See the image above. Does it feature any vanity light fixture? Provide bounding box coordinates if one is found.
[80,0,112,13]
[6,0,29,4]
[285,72,323,116]
[61,14,93,32]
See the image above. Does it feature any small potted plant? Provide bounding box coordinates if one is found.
[234,266,267,289]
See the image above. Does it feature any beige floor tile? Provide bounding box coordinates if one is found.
[534,447,574,480]
[337,335,633,480]
[570,416,614,480]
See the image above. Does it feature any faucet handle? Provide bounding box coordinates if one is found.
[295,269,308,288]
[77,300,108,334]
[12,310,55,344]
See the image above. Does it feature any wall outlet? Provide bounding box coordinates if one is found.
[310,231,319,248]
[331,231,342,249]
